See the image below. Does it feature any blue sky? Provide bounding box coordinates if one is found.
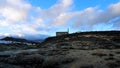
[0,0,120,37]
[29,0,119,10]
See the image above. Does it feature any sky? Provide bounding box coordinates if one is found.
[0,0,120,37]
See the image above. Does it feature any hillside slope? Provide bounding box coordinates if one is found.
[0,31,120,68]
[41,31,120,49]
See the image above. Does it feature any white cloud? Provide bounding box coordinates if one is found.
[72,2,120,30]
[0,20,9,26]
[109,2,120,15]
[0,0,120,37]
[38,0,73,27]
[42,1,120,31]
[52,12,74,26]
[0,0,31,22]
[0,7,26,22]
[0,0,37,36]
[33,18,44,28]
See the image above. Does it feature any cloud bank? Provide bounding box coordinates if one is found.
[0,0,120,37]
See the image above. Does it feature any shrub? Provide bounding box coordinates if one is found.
[91,53,107,57]
[80,64,94,68]
[104,57,115,60]
[42,57,59,68]
[14,54,44,65]
[107,61,120,68]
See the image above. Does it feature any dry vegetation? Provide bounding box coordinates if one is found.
[0,31,120,68]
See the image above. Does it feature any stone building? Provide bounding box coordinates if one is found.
[56,32,68,36]
[56,28,69,36]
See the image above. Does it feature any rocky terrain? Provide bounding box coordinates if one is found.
[0,31,120,68]
[42,31,120,49]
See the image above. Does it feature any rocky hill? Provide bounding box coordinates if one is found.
[41,31,120,49]
[0,31,120,68]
